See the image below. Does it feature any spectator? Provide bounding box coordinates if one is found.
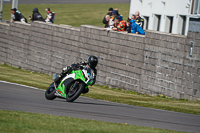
[45,8,55,23]
[103,15,110,28]
[10,8,27,23]
[102,15,110,28]
[112,10,123,21]
[135,11,144,29]
[102,7,113,28]
[17,10,28,23]
[10,8,20,22]
[125,18,131,33]
[114,8,123,21]
[130,19,145,35]
[102,15,114,30]
[29,8,45,22]
[131,15,136,20]
[112,16,126,31]
[107,7,113,17]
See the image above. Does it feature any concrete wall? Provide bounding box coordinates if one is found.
[0,21,199,100]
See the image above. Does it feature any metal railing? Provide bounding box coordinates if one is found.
[192,0,200,15]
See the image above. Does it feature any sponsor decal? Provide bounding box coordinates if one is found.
[58,90,63,94]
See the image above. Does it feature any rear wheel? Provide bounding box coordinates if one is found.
[45,83,56,100]
[66,81,85,102]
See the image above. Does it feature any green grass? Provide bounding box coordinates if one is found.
[86,86,200,115]
[0,63,200,115]
[2,3,130,27]
[0,110,185,133]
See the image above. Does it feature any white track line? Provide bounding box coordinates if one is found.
[0,80,45,91]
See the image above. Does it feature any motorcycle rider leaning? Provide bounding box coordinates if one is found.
[54,55,98,94]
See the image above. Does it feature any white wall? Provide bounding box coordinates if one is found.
[129,0,192,35]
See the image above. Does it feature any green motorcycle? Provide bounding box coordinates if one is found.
[45,64,95,102]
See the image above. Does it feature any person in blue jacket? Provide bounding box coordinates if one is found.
[130,19,145,35]
[112,10,123,21]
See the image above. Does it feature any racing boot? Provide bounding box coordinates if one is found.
[82,87,89,94]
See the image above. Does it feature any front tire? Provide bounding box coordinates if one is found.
[66,81,85,102]
[45,83,56,100]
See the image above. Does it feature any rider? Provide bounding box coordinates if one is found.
[54,55,98,94]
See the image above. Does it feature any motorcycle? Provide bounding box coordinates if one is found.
[45,64,94,102]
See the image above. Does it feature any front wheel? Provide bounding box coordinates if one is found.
[45,83,56,100]
[66,81,85,102]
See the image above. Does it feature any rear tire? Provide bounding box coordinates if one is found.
[66,81,85,102]
[45,83,56,100]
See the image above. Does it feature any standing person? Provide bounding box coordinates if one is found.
[29,8,45,22]
[112,10,123,21]
[107,7,113,17]
[102,7,113,28]
[10,8,21,22]
[16,10,28,23]
[112,16,126,31]
[103,15,110,28]
[135,11,144,29]
[114,8,123,21]
[102,15,114,30]
[45,8,55,23]
[10,8,27,23]
[130,19,145,35]
[131,15,136,20]
[125,18,131,33]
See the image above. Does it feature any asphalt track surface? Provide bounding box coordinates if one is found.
[4,0,130,4]
[1,81,200,133]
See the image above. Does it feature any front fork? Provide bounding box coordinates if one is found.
[53,73,58,90]
[54,82,57,90]
[70,81,79,92]
[53,73,62,96]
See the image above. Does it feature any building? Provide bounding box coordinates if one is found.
[129,0,200,35]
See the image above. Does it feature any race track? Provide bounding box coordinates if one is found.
[0,81,200,133]
[4,0,130,4]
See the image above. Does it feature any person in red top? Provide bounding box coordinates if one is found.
[112,16,126,31]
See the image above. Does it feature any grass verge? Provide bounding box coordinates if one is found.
[2,3,130,27]
[0,110,185,133]
[0,64,200,115]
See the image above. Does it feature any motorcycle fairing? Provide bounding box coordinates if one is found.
[56,70,86,98]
